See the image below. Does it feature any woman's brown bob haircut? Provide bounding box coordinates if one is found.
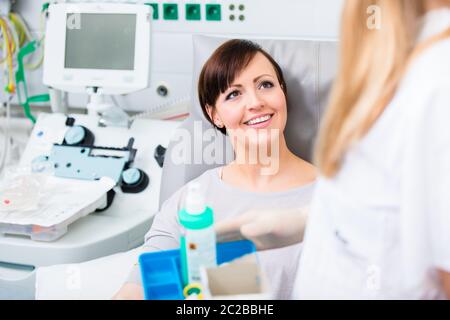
[198,39,288,135]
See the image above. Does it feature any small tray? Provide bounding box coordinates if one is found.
[139,240,256,300]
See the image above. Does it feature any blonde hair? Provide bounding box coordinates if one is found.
[315,0,431,177]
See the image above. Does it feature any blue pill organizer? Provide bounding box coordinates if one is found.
[139,240,258,300]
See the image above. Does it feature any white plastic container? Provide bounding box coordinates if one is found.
[179,182,217,285]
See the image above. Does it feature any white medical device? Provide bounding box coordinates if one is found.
[43,2,151,116]
[0,113,179,299]
[0,3,178,299]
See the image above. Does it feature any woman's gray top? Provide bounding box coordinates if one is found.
[126,166,315,299]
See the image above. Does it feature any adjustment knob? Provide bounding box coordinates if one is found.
[121,168,149,193]
[63,125,95,146]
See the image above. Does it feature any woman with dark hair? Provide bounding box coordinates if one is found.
[113,39,316,299]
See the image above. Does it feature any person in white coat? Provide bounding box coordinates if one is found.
[216,0,450,299]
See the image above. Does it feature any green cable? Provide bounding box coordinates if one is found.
[15,41,50,123]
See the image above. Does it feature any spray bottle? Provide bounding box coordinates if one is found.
[179,182,217,285]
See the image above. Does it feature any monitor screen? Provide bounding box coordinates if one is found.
[64,13,136,70]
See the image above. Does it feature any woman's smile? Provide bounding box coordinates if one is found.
[243,113,275,129]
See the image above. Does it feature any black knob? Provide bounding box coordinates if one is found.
[65,117,76,127]
[154,145,166,168]
[121,168,149,193]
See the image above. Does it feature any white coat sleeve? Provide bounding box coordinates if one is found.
[424,86,450,270]
[401,83,450,286]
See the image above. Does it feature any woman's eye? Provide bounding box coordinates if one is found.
[259,81,274,89]
[225,90,240,101]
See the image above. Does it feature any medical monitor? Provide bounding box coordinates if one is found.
[43,3,151,95]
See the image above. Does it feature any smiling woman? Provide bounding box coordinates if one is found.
[198,39,288,136]
[113,39,317,300]
[197,39,316,189]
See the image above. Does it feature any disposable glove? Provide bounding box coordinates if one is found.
[215,207,309,250]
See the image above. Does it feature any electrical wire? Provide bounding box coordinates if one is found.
[0,17,17,59]
[10,12,45,70]
[0,7,50,173]
[25,10,47,71]
[9,13,28,47]
[0,10,45,76]
[0,16,15,93]
[0,96,12,174]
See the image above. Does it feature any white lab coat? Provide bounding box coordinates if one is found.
[294,9,450,299]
